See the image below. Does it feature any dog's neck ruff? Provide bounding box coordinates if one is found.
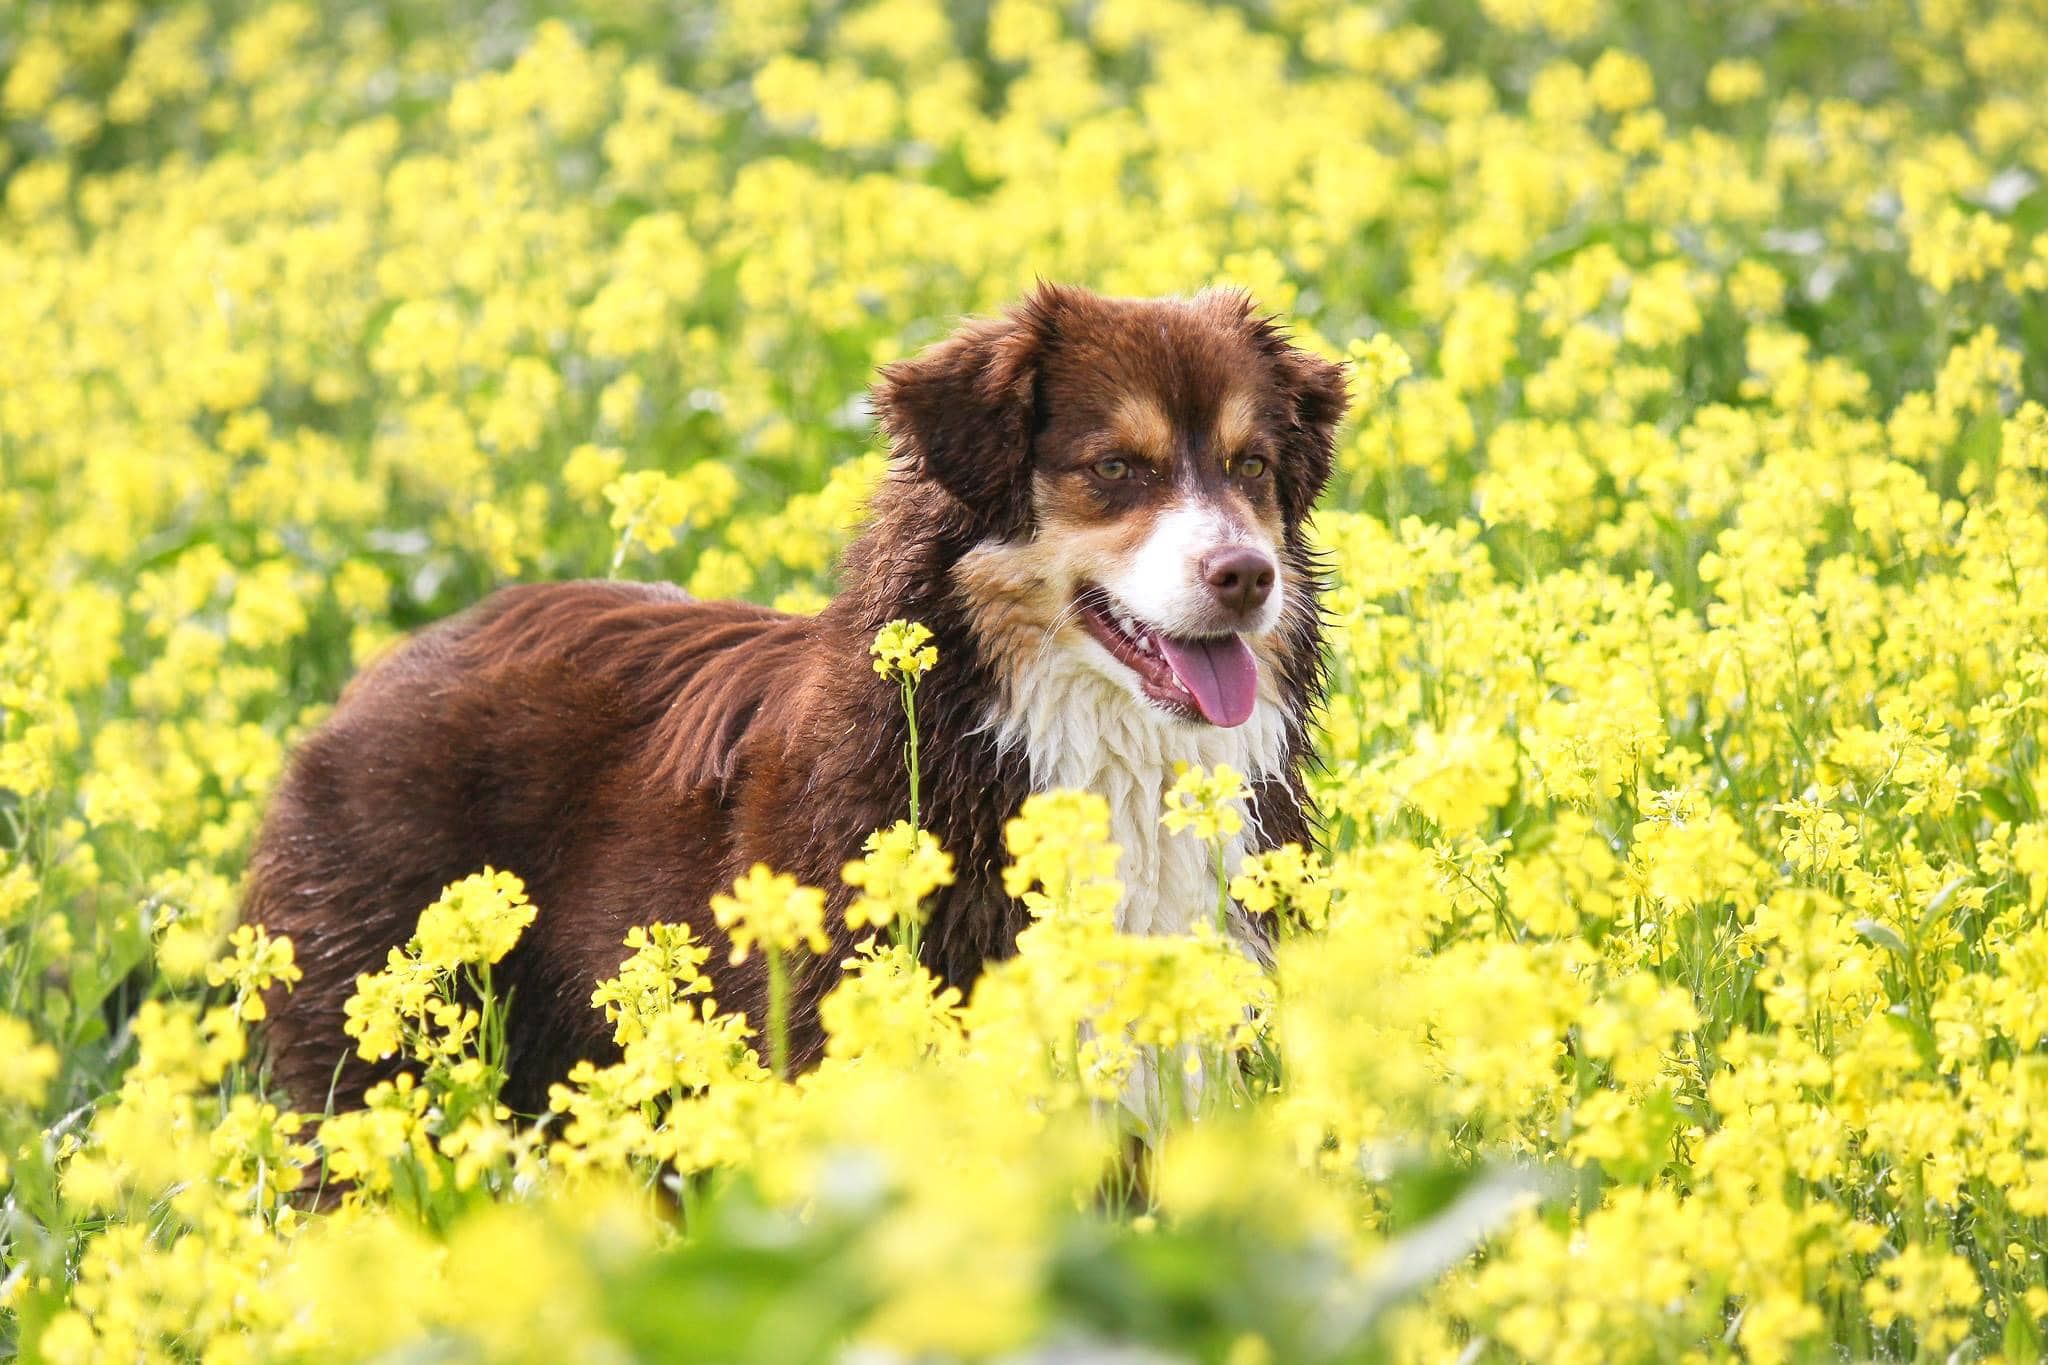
[989,637,1289,937]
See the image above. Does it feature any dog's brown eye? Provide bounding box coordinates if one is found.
[1093,457,1132,482]
[1235,455,1268,479]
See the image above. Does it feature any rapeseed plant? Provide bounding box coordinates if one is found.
[5,0,2048,1359]
[871,617,937,858]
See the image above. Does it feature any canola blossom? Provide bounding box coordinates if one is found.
[5,0,2048,1359]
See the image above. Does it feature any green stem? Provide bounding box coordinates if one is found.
[766,945,789,1080]
[607,515,640,578]
[1212,839,1229,933]
[903,676,922,831]
[478,962,501,1092]
[900,674,925,961]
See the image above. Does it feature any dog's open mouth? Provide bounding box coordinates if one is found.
[1074,584,1259,727]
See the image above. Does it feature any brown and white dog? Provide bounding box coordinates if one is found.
[246,284,1348,1114]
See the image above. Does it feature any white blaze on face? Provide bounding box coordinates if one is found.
[1101,498,1285,640]
[959,476,1292,948]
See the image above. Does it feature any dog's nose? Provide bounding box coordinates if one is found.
[1202,547,1276,614]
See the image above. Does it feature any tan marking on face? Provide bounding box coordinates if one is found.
[953,535,1075,696]
[1027,475,1159,600]
[1107,395,1174,463]
[952,537,1058,668]
[1238,480,1288,545]
[954,476,1171,688]
[1035,472,1157,550]
[1214,389,1260,459]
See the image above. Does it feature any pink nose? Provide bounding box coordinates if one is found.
[1202,547,1276,614]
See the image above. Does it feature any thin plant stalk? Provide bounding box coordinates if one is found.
[902,675,922,831]
[900,674,925,960]
[1212,838,1230,934]
[765,944,790,1080]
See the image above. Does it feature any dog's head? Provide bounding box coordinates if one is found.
[872,284,1348,729]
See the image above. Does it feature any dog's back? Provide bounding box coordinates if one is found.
[246,580,810,1113]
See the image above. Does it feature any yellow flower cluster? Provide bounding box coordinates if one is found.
[6,0,2048,1358]
[412,868,536,970]
[1160,760,1249,843]
[842,819,956,934]
[710,864,829,965]
[869,618,938,681]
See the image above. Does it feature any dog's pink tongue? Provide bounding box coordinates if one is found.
[1157,634,1259,727]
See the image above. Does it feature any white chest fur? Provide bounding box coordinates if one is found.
[991,642,1289,936]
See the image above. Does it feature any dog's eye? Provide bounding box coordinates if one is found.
[1234,455,1268,479]
[1092,457,1133,482]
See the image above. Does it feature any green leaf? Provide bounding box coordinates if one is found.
[1853,918,1909,957]
[1882,1006,1940,1073]
[1382,1153,1486,1233]
[597,1180,879,1365]
[2006,1291,2044,1365]
[1918,875,1968,930]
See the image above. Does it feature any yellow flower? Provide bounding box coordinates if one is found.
[1160,762,1249,843]
[412,868,537,969]
[1706,57,1765,104]
[710,864,829,964]
[1346,333,1413,407]
[2005,400,2048,472]
[0,858,38,925]
[603,464,741,558]
[871,619,938,681]
[437,1114,516,1191]
[205,923,303,1021]
[0,1014,59,1105]
[818,940,963,1064]
[1588,49,1654,112]
[225,560,310,650]
[1389,719,1518,835]
[38,1312,97,1365]
[1229,843,1332,929]
[1773,791,1861,876]
[1003,790,1122,926]
[843,820,955,933]
[1862,1244,1983,1349]
[127,1000,245,1089]
[589,922,714,1045]
[342,950,440,1063]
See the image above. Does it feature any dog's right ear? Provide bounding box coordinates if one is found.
[871,288,1065,541]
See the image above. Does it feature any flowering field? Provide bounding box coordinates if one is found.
[5,0,2048,1359]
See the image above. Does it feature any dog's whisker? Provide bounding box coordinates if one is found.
[1032,599,1087,663]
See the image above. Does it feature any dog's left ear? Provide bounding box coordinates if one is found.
[871,288,1066,541]
[1212,292,1350,526]
[1271,345,1349,526]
